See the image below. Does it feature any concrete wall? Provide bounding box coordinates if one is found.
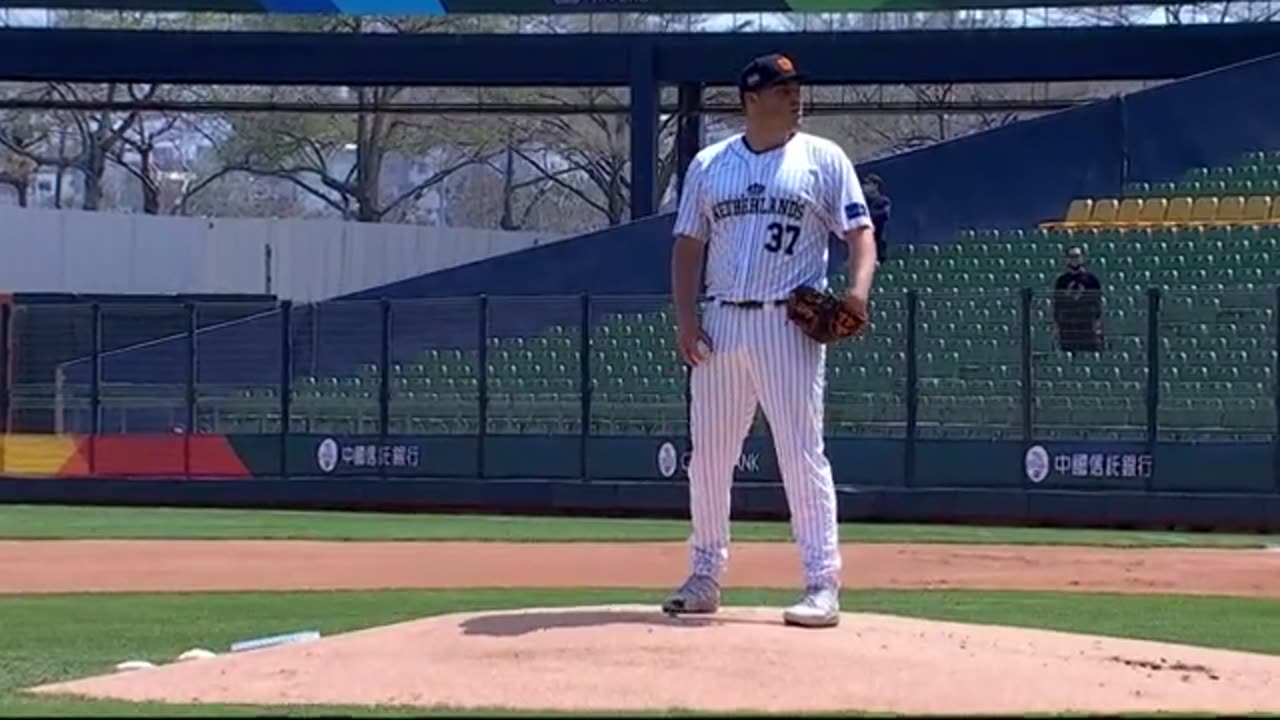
[0,206,564,302]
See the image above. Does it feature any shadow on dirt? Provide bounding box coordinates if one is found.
[459,608,780,637]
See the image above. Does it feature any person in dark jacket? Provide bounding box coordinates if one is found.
[862,173,891,263]
[1052,246,1104,352]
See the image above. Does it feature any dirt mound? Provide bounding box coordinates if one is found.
[26,605,1280,714]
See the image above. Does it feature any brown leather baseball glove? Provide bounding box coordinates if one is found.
[785,286,869,344]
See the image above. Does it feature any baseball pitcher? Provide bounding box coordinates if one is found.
[663,52,877,628]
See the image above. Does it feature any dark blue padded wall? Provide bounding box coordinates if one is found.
[1121,50,1280,183]
[340,215,679,301]
[858,99,1124,247]
[861,51,1280,249]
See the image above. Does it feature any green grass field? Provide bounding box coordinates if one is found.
[5,588,1280,717]
[3,504,1279,547]
[4,503,1280,717]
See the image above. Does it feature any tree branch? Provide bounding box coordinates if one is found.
[513,146,608,217]
[0,132,71,168]
[0,171,25,193]
[378,152,493,219]
[517,181,558,227]
[226,165,349,215]
[106,148,153,188]
[177,165,238,214]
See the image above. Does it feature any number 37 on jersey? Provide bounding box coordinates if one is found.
[672,133,875,298]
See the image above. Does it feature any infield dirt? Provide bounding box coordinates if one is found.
[2,539,1279,596]
[12,539,1280,715]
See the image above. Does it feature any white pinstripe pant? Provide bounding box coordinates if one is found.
[686,301,842,588]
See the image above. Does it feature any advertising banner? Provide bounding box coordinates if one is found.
[297,434,478,478]
[1021,441,1152,490]
[587,435,904,486]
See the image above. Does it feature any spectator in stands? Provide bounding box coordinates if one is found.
[862,174,891,263]
[1052,246,1104,352]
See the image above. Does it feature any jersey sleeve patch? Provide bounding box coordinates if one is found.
[844,201,868,221]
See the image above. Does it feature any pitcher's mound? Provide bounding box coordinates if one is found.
[26,604,1280,714]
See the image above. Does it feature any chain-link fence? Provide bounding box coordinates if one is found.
[194,303,283,435]
[917,290,1022,440]
[590,295,683,438]
[11,304,94,434]
[387,298,481,436]
[1031,287,1148,442]
[98,304,188,434]
[2,288,1274,477]
[1159,286,1276,443]
[487,295,583,436]
[288,300,383,436]
[824,290,908,438]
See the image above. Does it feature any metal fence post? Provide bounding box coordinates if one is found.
[1274,285,1279,492]
[185,302,197,480]
[1020,287,1034,445]
[476,295,488,480]
[1145,287,1160,493]
[579,293,591,482]
[89,302,102,475]
[279,300,293,479]
[379,299,392,481]
[904,289,918,487]
[0,303,10,435]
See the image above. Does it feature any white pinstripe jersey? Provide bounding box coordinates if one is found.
[673,131,873,303]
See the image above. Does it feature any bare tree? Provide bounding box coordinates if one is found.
[198,95,496,222]
[461,12,716,229]
[504,90,679,227]
[108,113,183,214]
[0,100,38,206]
[0,82,164,210]
[1050,0,1280,25]
[173,14,512,223]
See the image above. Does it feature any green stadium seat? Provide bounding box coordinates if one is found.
[1036,396,1071,426]
[1176,180,1201,196]
[265,147,1280,441]
[1239,151,1267,166]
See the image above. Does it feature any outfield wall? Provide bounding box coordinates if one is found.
[4,476,1280,531]
[1,432,1277,531]
[5,284,1276,530]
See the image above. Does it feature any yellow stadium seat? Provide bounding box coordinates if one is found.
[1241,195,1272,223]
[1214,195,1246,224]
[1114,197,1143,225]
[1135,197,1168,225]
[1040,198,1092,228]
[1270,196,1280,223]
[1088,198,1119,224]
[1190,197,1218,224]
[1163,196,1193,225]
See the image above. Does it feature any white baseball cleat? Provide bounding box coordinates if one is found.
[782,585,841,628]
